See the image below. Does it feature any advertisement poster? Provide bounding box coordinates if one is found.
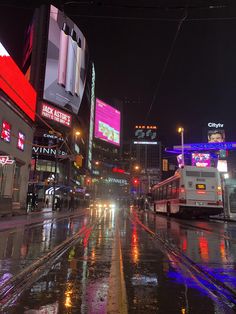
[191,153,211,167]
[94,98,120,146]
[207,123,225,143]
[43,5,88,114]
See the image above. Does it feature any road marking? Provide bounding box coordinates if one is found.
[107,217,128,314]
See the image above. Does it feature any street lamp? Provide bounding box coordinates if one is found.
[178,127,184,166]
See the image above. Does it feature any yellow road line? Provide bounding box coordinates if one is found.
[107,217,128,314]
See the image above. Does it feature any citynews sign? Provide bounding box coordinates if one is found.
[41,103,72,127]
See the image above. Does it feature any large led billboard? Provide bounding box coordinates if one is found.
[192,153,211,167]
[134,125,157,142]
[0,42,36,121]
[43,5,88,114]
[94,98,120,146]
[207,122,225,143]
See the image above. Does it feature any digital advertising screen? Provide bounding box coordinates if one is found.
[207,123,225,143]
[217,160,228,172]
[134,125,157,142]
[43,5,88,114]
[0,42,36,121]
[94,98,120,146]
[191,153,211,167]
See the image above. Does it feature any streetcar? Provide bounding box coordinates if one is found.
[151,165,223,217]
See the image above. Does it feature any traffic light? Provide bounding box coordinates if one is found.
[75,154,83,167]
[86,178,91,185]
[132,178,139,186]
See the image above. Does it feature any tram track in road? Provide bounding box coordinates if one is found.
[0,212,104,312]
[153,211,236,244]
[129,209,236,311]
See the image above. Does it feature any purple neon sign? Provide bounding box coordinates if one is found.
[172,142,236,152]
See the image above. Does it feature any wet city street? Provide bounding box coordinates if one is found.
[1,205,236,313]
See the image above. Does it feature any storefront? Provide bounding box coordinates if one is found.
[0,42,36,214]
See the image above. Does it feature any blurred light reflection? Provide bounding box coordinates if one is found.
[131,226,139,263]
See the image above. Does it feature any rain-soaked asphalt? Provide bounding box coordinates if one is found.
[1,204,236,313]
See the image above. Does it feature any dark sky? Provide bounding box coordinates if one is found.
[1,0,236,146]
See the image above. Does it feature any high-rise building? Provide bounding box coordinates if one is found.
[131,125,161,195]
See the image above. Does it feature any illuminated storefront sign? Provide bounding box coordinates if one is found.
[105,177,128,185]
[134,141,158,145]
[0,42,36,121]
[112,167,125,173]
[0,156,14,165]
[41,102,72,127]
[32,146,66,156]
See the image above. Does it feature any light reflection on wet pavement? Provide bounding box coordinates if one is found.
[2,206,236,313]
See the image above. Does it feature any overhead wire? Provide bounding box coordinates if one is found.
[144,10,187,122]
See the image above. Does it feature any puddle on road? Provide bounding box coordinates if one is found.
[4,219,113,313]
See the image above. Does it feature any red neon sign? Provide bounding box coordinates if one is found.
[1,120,11,142]
[0,42,36,121]
[41,102,72,127]
[112,167,125,173]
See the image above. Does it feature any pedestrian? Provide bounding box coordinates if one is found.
[45,198,49,208]
[69,195,75,211]
[55,197,61,211]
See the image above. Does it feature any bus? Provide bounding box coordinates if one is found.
[151,165,223,217]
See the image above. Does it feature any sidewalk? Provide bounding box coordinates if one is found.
[0,207,83,232]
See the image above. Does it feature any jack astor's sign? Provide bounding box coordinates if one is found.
[40,103,72,127]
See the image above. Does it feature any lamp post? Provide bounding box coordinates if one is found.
[178,127,184,166]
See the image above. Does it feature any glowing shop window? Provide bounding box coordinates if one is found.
[1,120,11,142]
[17,132,25,151]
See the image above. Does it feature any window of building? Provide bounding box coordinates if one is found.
[17,132,25,151]
[1,120,11,142]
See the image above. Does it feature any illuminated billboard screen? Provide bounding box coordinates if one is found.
[94,98,120,146]
[0,42,36,121]
[191,153,211,167]
[134,125,157,142]
[217,160,228,172]
[40,102,72,127]
[43,5,88,114]
[208,129,225,143]
[207,122,225,143]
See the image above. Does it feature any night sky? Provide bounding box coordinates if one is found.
[1,0,236,147]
